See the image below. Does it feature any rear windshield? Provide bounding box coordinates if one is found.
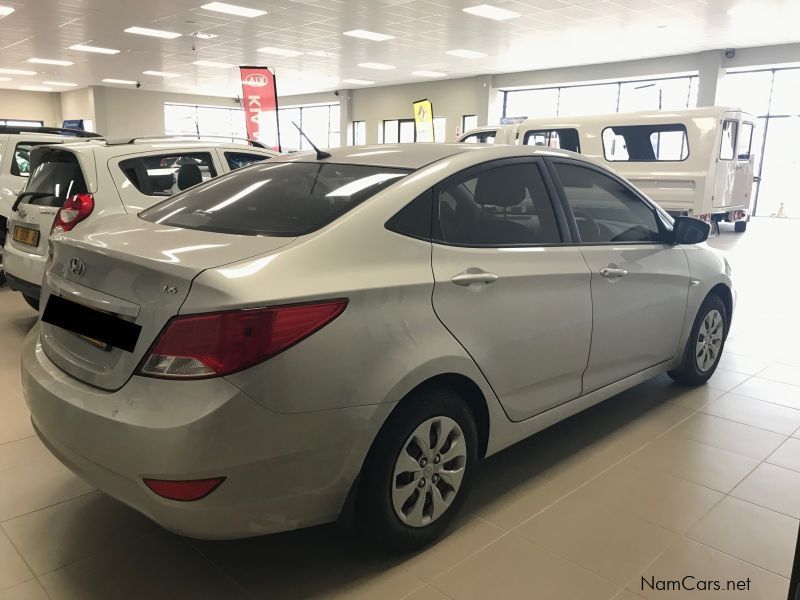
[139,162,411,236]
[18,149,88,207]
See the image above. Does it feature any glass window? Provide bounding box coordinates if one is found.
[462,115,478,132]
[558,83,619,117]
[385,191,432,240]
[523,129,580,152]
[140,162,410,236]
[720,120,737,160]
[278,107,302,151]
[120,153,217,197]
[433,117,446,143]
[434,162,561,246]
[461,131,496,144]
[399,120,415,143]
[329,104,341,148]
[718,71,773,117]
[554,162,662,243]
[602,124,689,161]
[10,142,50,177]
[766,69,800,116]
[504,88,559,119]
[383,120,399,144]
[351,121,366,145]
[618,77,694,112]
[225,152,269,170]
[19,149,87,208]
[738,122,754,160]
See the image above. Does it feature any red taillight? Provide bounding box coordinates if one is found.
[52,193,94,234]
[138,298,348,379]
[143,477,225,501]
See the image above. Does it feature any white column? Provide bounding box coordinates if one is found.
[697,50,724,107]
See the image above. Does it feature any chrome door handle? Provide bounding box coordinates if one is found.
[600,267,628,279]
[451,272,499,286]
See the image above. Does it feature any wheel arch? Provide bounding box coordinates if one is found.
[708,282,733,330]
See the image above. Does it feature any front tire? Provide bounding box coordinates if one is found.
[357,387,478,553]
[668,294,727,386]
[0,216,6,286]
[734,220,747,233]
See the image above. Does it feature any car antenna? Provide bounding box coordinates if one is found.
[292,121,331,160]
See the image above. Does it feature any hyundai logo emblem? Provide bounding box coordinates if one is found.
[69,257,86,277]
[18,209,27,219]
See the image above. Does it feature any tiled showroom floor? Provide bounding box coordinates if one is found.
[1,217,800,600]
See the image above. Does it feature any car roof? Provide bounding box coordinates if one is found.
[47,139,278,158]
[272,143,582,169]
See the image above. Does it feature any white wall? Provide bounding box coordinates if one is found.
[60,87,96,127]
[0,89,61,126]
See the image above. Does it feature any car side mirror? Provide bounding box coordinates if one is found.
[672,216,710,245]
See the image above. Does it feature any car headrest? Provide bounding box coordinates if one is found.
[177,164,203,190]
[474,168,526,208]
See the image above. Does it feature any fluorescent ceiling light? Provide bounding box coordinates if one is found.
[43,81,78,86]
[0,68,37,75]
[343,29,394,41]
[20,86,52,92]
[0,76,11,81]
[0,6,14,16]
[193,60,234,68]
[142,70,182,78]
[28,58,74,66]
[201,2,266,17]
[307,50,335,58]
[257,46,302,57]
[463,4,520,20]
[69,44,120,54]
[192,32,218,39]
[102,78,138,85]
[342,78,374,85]
[125,26,181,39]
[446,49,487,59]
[358,62,395,70]
[412,70,447,77]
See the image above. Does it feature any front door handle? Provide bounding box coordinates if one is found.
[600,267,628,279]
[451,271,499,286]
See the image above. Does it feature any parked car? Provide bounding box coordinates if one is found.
[4,137,276,308]
[22,143,733,551]
[0,125,102,285]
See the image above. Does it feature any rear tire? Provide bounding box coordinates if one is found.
[668,294,727,386]
[734,220,747,233]
[356,387,478,553]
[0,216,6,286]
[23,295,39,311]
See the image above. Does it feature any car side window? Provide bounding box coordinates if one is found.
[461,132,496,144]
[10,142,46,177]
[119,152,217,197]
[720,120,738,161]
[434,162,561,246]
[554,162,663,244]
[225,152,269,170]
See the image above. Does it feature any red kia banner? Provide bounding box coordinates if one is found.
[239,66,280,151]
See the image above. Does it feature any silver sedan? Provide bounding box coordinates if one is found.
[21,143,733,551]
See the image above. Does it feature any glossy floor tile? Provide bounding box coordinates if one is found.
[1,218,800,599]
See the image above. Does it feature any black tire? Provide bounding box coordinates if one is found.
[0,216,6,286]
[668,294,727,386]
[23,295,39,311]
[734,220,747,233]
[356,386,478,553]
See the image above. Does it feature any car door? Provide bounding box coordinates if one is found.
[548,159,690,393]
[712,118,738,209]
[108,150,219,212]
[733,120,755,209]
[430,158,593,422]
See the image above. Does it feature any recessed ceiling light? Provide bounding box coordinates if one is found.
[0,5,14,16]
[342,78,374,85]
[257,46,303,57]
[20,86,52,92]
[0,68,37,76]
[43,81,78,87]
[192,32,219,39]
[343,29,394,42]
[412,70,447,77]
[0,76,11,81]
[125,27,182,39]
[193,60,234,68]
[201,2,267,17]
[28,58,74,66]
[307,50,336,58]
[446,49,487,59]
[358,62,395,70]
[462,4,520,21]
[102,78,138,85]
[142,70,182,78]
[69,44,120,54]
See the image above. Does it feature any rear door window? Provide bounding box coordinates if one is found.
[140,162,410,236]
[460,131,496,144]
[737,122,753,160]
[11,142,53,177]
[602,124,689,161]
[523,129,581,153]
[119,152,217,197]
[225,152,269,170]
[720,120,738,160]
[16,149,87,208]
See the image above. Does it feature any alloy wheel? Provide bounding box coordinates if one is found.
[696,309,724,372]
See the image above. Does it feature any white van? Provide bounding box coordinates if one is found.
[458,124,519,145]
[459,108,756,231]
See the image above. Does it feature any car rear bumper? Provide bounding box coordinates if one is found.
[5,272,41,300]
[21,325,393,539]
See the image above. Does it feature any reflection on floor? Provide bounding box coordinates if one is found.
[1,217,799,599]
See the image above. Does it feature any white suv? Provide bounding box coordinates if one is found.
[4,137,277,308]
[0,126,102,286]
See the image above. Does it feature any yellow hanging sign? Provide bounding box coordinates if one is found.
[413,98,434,143]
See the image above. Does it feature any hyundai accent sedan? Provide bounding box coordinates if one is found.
[21,143,733,551]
